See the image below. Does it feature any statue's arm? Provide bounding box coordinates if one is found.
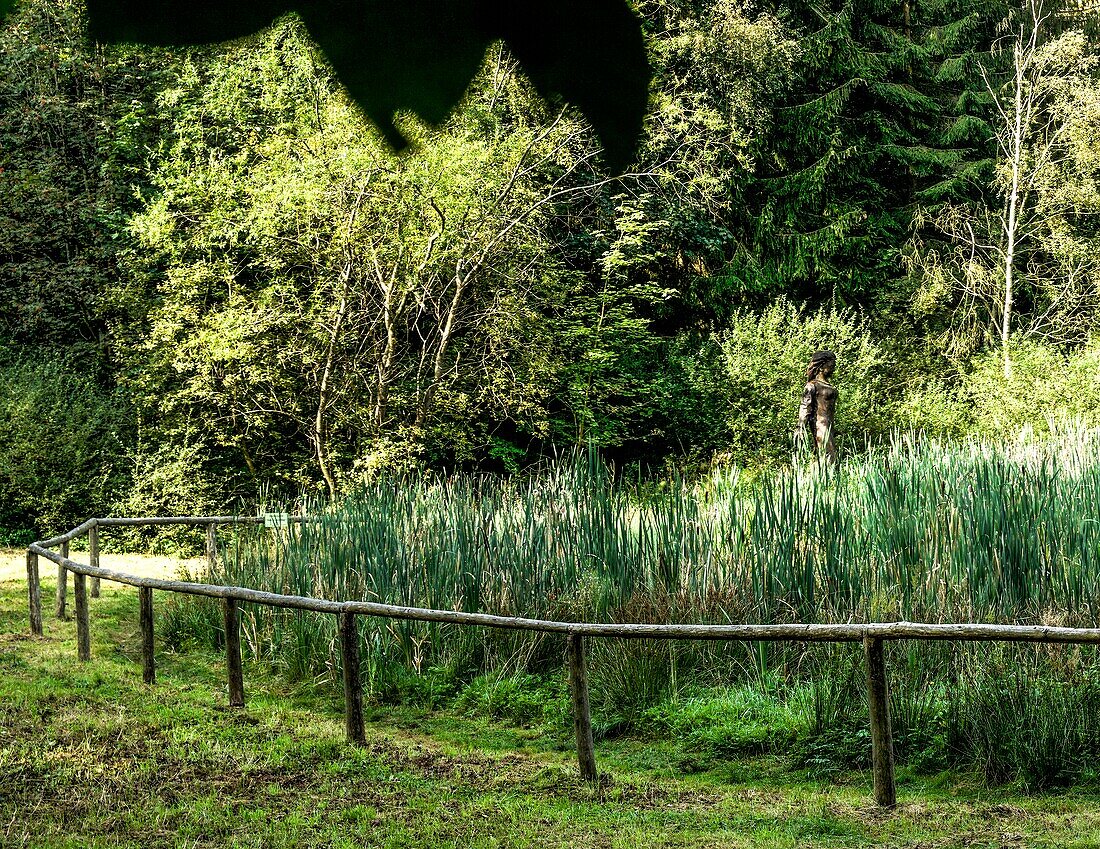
[816,386,837,462]
[795,382,815,447]
[798,383,814,429]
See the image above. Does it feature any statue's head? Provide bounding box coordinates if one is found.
[806,350,837,381]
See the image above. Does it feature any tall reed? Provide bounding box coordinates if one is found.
[174,433,1100,686]
[157,434,1100,784]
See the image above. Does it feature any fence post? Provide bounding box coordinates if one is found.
[26,550,42,637]
[340,611,365,745]
[864,636,896,808]
[55,541,69,619]
[224,598,245,707]
[74,572,91,661]
[567,634,598,782]
[140,587,156,685]
[206,524,218,572]
[89,522,100,598]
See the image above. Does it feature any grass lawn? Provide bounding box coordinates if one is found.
[2,571,1100,848]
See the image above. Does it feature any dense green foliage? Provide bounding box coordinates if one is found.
[8,0,1100,803]
[0,348,127,538]
[2,0,1100,535]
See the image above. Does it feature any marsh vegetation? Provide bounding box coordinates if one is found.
[160,434,1100,788]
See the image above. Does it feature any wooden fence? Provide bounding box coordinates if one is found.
[25,515,1100,809]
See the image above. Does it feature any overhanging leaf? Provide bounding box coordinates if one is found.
[40,0,652,172]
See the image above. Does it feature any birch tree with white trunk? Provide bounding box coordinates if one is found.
[914,0,1100,371]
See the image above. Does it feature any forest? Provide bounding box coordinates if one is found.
[2,0,1100,538]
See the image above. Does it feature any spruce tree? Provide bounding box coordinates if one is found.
[728,0,1010,308]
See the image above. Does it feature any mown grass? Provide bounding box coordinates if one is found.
[6,577,1100,848]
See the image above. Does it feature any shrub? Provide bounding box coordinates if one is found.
[672,299,893,468]
[964,339,1100,439]
[891,380,972,440]
[945,653,1100,789]
[588,640,677,734]
[161,593,223,653]
[789,653,871,775]
[111,438,231,554]
[642,686,799,757]
[454,674,568,725]
[0,346,129,537]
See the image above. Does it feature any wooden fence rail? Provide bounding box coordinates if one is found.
[25,515,1100,809]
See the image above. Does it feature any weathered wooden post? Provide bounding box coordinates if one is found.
[140,587,156,685]
[74,572,91,661]
[206,524,218,572]
[340,610,365,744]
[864,636,896,808]
[567,634,598,782]
[89,522,100,598]
[224,597,245,707]
[26,550,42,637]
[55,540,69,618]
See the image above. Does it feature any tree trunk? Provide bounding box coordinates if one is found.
[315,265,350,500]
[1001,39,1026,380]
[416,264,469,426]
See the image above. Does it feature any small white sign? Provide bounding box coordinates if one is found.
[263,512,290,530]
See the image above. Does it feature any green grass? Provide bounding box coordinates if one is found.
[197,436,1100,687]
[154,436,1100,788]
[6,578,1100,847]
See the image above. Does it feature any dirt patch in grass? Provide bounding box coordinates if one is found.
[0,547,204,583]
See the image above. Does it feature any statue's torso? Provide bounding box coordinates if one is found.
[812,380,837,428]
[799,378,837,459]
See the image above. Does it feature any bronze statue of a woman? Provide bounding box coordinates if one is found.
[796,350,838,463]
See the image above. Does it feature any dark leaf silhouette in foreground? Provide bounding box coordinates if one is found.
[64,0,650,172]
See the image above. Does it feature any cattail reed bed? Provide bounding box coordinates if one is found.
[165,434,1100,786]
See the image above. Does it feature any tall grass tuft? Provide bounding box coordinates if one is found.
[195,433,1100,673]
[163,432,1100,783]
